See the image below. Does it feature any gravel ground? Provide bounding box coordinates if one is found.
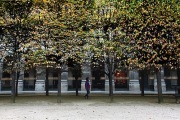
[0,94,179,120]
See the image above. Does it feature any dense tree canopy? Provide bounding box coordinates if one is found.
[119,0,180,70]
[0,0,34,72]
[19,0,95,70]
[1,0,179,71]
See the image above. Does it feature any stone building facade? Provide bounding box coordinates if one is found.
[0,59,178,94]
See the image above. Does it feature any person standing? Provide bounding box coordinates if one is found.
[85,77,90,99]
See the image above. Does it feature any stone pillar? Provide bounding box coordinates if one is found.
[154,68,166,92]
[48,70,53,89]
[81,80,86,92]
[61,70,68,92]
[81,62,91,92]
[105,79,109,92]
[35,67,45,91]
[16,80,23,91]
[171,70,177,86]
[129,70,140,91]
[105,77,115,92]
[16,65,24,91]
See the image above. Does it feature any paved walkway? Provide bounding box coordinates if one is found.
[0,95,179,120]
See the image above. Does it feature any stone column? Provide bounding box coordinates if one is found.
[81,62,91,92]
[105,77,108,92]
[61,66,68,92]
[16,80,23,92]
[129,70,140,91]
[35,67,45,91]
[48,69,53,89]
[105,76,115,92]
[16,63,24,91]
[171,70,178,85]
[15,71,24,92]
[154,68,166,92]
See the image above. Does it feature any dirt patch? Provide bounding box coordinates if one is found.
[0,95,179,120]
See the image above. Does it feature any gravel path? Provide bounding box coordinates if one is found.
[0,95,179,120]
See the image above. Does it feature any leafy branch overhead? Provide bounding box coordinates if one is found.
[20,0,95,69]
[0,0,179,71]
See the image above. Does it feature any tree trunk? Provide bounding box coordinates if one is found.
[57,68,62,103]
[177,66,180,94]
[45,67,49,96]
[140,70,145,96]
[109,62,113,102]
[156,68,163,103]
[11,71,16,103]
[75,77,78,96]
[15,71,20,96]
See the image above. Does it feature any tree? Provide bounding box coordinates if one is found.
[86,0,132,102]
[68,57,82,96]
[121,0,180,103]
[87,0,179,103]
[0,0,34,102]
[22,0,95,102]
